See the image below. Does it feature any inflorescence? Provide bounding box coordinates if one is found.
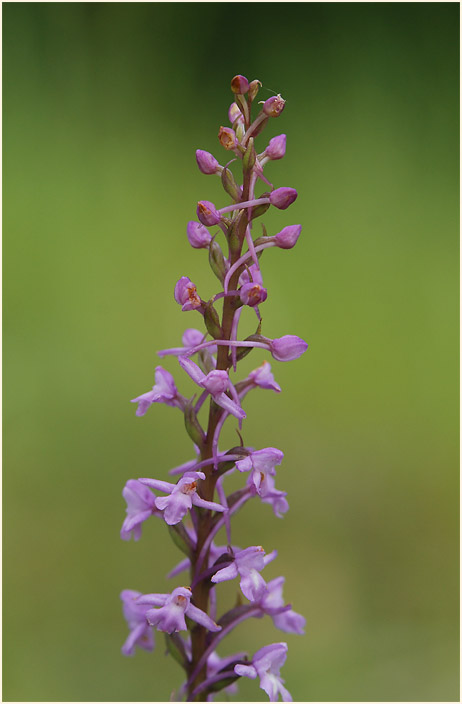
[120,74,308,702]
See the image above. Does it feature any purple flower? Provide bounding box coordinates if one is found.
[238,264,267,306]
[120,589,155,656]
[274,225,301,249]
[138,586,221,634]
[231,74,250,94]
[120,479,159,541]
[269,187,298,210]
[218,126,238,151]
[228,102,244,124]
[196,150,220,175]
[187,221,213,249]
[211,545,275,601]
[174,276,202,311]
[260,476,289,518]
[197,200,222,226]
[178,356,245,421]
[236,448,284,497]
[131,366,181,416]
[247,361,281,393]
[139,471,226,526]
[260,577,305,635]
[235,642,292,702]
[270,335,308,361]
[266,134,286,160]
[262,95,286,118]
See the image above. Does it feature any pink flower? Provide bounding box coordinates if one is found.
[138,587,221,634]
[269,187,298,210]
[235,642,292,701]
[131,366,181,416]
[174,276,202,311]
[120,590,155,656]
[139,471,226,526]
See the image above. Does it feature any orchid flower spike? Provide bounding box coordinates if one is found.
[120,74,308,702]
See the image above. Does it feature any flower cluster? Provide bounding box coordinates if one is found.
[120,74,307,702]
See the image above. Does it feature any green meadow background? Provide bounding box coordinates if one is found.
[3,3,459,701]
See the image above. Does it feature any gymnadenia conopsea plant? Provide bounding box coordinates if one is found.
[120,74,308,702]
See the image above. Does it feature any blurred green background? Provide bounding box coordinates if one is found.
[3,3,459,702]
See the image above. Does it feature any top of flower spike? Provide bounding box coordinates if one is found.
[231,74,250,94]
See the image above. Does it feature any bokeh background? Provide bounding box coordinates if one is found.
[3,3,459,702]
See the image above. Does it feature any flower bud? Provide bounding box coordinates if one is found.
[262,94,285,117]
[240,282,268,307]
[248,79,261,101]
[228,102,244,125]
[231,75,250,95]
[195,149,220,175]
[270,335,308,362]
[269,187,298,210]
[174,276,202,311]
[187,221,212,249]
[218,126,237,151]
[197,200,221,226]
[266,134,286,160]
[274,225,302,249]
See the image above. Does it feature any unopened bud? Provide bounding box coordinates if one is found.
[270,335,308,362]
[187,221,212,249]
[274,225,302,249]
[266,134,286,160]
[197,200,221,226]
[248,80,261,101]
[231,75,250,94]
[269,187,298,210]
[195,149,220,175]
[262,94,285,118]
[218,126,237,151]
